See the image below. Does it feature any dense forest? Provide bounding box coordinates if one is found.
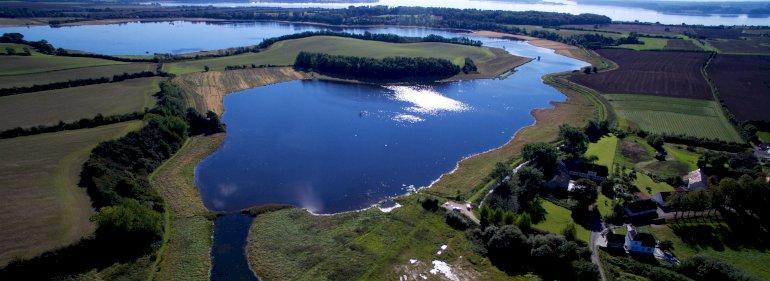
[294,52,461,80]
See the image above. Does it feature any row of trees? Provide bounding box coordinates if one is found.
[0,71,160,96]
[257,30,482,49]
[0,112,144,139]
[294,52,461,79]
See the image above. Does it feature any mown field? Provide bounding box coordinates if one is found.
[617,37,668,50]
[247,196,521,281]
[569,49,712,100]
[0,63,156,89]
[534,200,591,243]
[0,53,127,76]
[606,94,742,142]
[0,77,163,130]
[708,54,770,122]
[164,36,502,75]
[0,121,142,267]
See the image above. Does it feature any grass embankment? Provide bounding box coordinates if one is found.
[0,77,163,130]
[606,94,743,143]
[248,196,521,280]
[643,224,770,280]
[163,36,526,77]
[0,121,142,267]
[173,67,308,114]
[0,53,127,76]
[149,134,224,281]
[0,63,156,89]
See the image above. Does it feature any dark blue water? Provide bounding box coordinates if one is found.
[211,213,258,281]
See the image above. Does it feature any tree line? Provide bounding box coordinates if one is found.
[258,31,482,49]
[294,52,461,80]
[0,71,160,96]
[0,112,144,139]
[0,32,55,54]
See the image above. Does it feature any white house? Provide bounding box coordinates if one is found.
[683,169,707,190]
[624,225,656,255]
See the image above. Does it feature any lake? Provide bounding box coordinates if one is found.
[150,0,770,26]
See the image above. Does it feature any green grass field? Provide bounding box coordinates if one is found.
[164,36,498,75]
[0,63,156,89]
[534,200,591,243]
[0,77,163,130]
[617,37,669,50]
[586,134,619,171]
[606,94,743,143]
[643,224,770,280]
[0,43,31,55]
[758,131,770,143]
[663,143,700,171]
[0,121,142,267]
[247,196,523,280]
[0,53,127,76]
[634,173,675,196]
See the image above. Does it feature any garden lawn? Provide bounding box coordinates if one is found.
[586,134,618,171]
[634,173,675,196]
[663,144,700,171]
[534,200,590,243]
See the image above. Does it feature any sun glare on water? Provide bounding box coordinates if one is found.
[385,85,469,123]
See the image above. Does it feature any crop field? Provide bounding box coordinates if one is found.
[707,37,770,54]
[563,23,690,36]
[569,49,711,100]
[507,24,624,38]
[0,63,156,89]
[164,36,501,75]
[664,39,702,51]
[606,94,743,142]
[617,37,668,50]
[708,54,770,122]
[0,53,127,76]
[0,121,142,266]
[0,77,163,130]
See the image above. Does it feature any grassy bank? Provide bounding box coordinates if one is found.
[163,36,524,76]
[0,77,163,130]
[247,196,523,280]
[149,134,224,281]
[0,121,142,266]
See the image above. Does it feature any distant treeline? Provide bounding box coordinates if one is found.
[257,31,482,48]
[0,112,144,139]
[0,6,611,28]
[295,51,461,79]
[0,71,160,96]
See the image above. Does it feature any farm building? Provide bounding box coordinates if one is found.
[624,225,656,255]
[599,228,626,253]
[652,191,672,208]
[624,197,659,219]
[683,169,707,190]
[564,160,608,182]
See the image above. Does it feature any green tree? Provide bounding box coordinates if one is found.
[559,124,588,160]
[522,142,559,178]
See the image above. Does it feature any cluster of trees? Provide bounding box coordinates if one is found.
[461,57,477,73]
[257,30,482,49]
[0,112,144,139]
[294,52,460,79]
[0,32,55,54]
[465,225,598,280]
[0,71,160,96]
[1,46,31,56]
[634,130,747,152]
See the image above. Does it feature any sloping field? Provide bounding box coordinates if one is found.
[606,94,742,142]
[0,121,142,266]
[707,37,770,54]
[708,54,770,122]
[0,53,127,76]
[0,63,156,89]
[664,39,702,51]
[617,37,668,50]
[0,43,30,55]
[569,49,711,100]
[0,77,164,130]
[164,36,503,75]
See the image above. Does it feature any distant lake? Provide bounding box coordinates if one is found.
[150,0,770,26]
